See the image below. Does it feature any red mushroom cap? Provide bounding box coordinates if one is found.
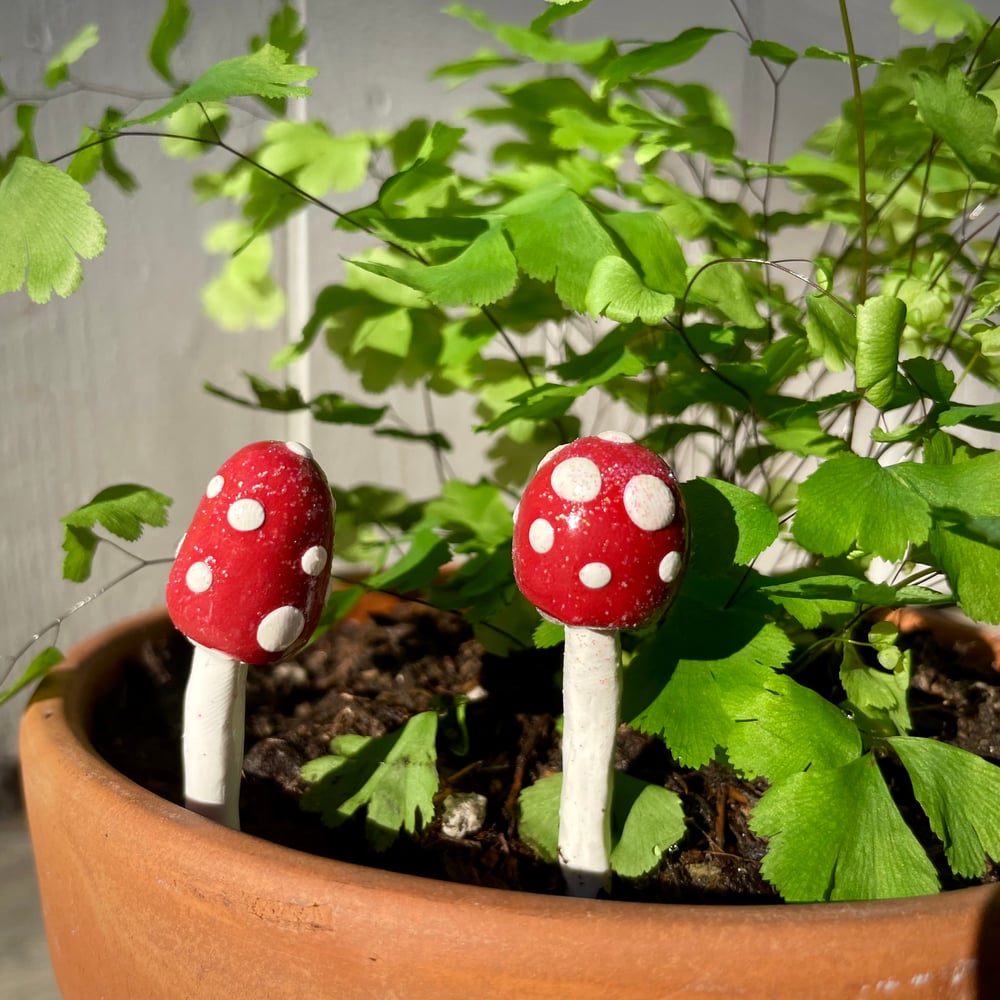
[166,441,335,666]
[512,432,687,629]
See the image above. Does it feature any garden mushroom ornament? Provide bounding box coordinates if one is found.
[513,431,688,897]
[166,441,335,829]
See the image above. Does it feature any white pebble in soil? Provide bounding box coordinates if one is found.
[440,792,489,840]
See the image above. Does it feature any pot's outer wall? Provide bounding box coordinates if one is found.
[20,608,1000,999]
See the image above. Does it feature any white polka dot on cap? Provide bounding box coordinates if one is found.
[529,518,555,554]
[623,474,676,532]
[227,498,266,532]
[659,550,683,584]
[301,545,328,577]
[185,561,213,594]
[257,605,305,653]
[579,562,612,589]
[551,457,602,503]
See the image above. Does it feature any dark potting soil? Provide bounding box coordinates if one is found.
[91,597,1000,903]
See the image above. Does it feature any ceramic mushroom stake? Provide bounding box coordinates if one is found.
[512,431,687,897]
[166,441,334,829]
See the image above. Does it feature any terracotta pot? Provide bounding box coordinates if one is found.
[20,603,1000,1000]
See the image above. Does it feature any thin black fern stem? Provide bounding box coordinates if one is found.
[421,383,450,487]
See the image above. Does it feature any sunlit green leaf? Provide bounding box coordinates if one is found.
[585,256,675,324]
[762,416,848,459]
[931,525,1000,623]
[599,28,727,94]
[256,121,370,195]
[418,481,513,552]
[801,46,886,67]
[301,712,439,851]
[609,775,686,878]
[201,224,285,330]
[61,525,99,584]
[44,24,99,88]
[603,211,688,296]
[61,485,172,582]
[752,754,940,901]
[352,223,517,308]
[760,575,949,629]
[251,1,307,59]
[696,478,778,566]
[149,0,191,85]
[939,403,1000,432]
[793,454,930,561]
[804,293,856,372]
[901,357,956,404]
[0,647,64,708]
[365,529,452,593]
[431,47,520,86]
[482,339,644,431]
[159,102,229,159]
[685,260,765,328]
[129,44,316,125]
[895,453,1000,515]
[549,106,638,155]
[517,771,686,878]
[912,65,1000,184]
[0,158,106,303]
[349,308,414,364]
[501,183,619,310]
[840,642,911,734]
[889,737,1000,878]
[626,593,795,767]
[855,294,905,409]
[553,326,645,382]
[345,249,429,310]
[0,105,38,170]
[445,3,611,65]
[725,668,862,781]
[749,38,798,65]
[532,619,565,649]
[891,0,979,37]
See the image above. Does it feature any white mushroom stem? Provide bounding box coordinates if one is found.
[559,625,622,898]
[182,643,249,830]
